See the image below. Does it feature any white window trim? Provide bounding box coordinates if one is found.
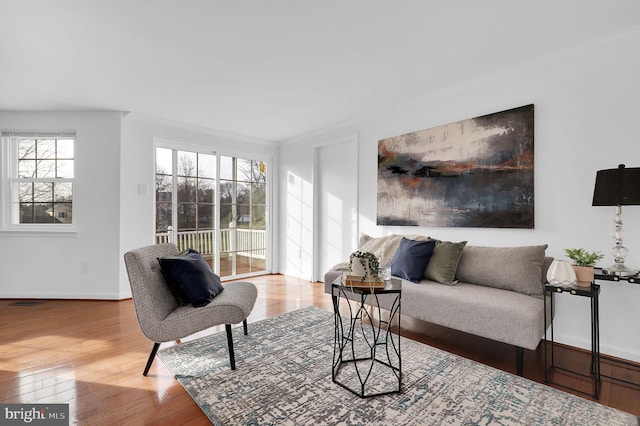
[0,131,79,236]
[153,138,273,277]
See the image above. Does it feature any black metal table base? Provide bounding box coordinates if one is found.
[543,284,601,399]
[594,269,640,389]
[332,282,402,398]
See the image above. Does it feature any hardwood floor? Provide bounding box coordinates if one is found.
[1,274,638,424]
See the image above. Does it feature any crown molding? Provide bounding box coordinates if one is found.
[125,112,276,147]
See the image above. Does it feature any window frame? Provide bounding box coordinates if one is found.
[154,138,272,279]
[1,131,78,236]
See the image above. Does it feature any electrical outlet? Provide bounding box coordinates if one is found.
[80,262,89,273]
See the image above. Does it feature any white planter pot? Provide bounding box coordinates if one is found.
[351,258,370,277]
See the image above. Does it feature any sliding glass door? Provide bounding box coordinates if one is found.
[219,156,267,277]
[155,147,268,279]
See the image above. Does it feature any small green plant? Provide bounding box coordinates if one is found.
[564,248,604,266]
[349,251,380,281]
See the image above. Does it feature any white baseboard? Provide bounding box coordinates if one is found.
[280,268,312,282]
[552,332,640,363]
[0,291,129,300]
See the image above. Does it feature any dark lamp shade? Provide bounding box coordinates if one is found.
[592,164,640,206]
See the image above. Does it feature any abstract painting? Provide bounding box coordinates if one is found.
[377,104,534,228]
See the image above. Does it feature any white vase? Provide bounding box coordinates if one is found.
[546,260,577,288]
[351,258,369,277]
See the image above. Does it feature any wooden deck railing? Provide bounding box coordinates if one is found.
[156,228,265,259]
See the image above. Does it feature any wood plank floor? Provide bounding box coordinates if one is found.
[1,274,638,424]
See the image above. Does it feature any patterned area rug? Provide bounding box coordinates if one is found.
[158,306,638,425]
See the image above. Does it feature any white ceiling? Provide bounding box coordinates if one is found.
[1,1,640,142]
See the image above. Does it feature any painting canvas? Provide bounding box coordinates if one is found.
[377,104,534,228]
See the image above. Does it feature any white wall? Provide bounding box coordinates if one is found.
[0,112,276,300]
[0,111,123,299]
[279,29,640,361]
[119,114,277,297]
[278,141,316,281]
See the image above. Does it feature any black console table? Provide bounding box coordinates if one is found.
[543,283,601,399]
[592,269,640,389]
[594,268,639,284]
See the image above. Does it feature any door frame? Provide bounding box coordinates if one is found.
[312,133,359,282]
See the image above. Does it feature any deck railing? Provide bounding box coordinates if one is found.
[156,228,266,259]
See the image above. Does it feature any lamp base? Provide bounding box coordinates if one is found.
[603,263,639,277]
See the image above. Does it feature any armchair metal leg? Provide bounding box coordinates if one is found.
[144,342,160,376]
[225,324,236,370]
[243,319,248,335]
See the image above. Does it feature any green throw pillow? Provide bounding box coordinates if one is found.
[424,240,467,285]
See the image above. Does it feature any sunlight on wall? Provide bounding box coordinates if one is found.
[359,214,377,237]
[325,192,345,269]
[285,171,314,280]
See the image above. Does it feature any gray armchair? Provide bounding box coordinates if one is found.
[124,243,258,375]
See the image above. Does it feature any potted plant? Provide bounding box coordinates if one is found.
[349,251,380,282]
[564,248,604,285]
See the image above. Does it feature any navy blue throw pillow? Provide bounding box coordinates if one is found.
[391,238,436,283]
[157,249,192,305]
[158,249,224,307]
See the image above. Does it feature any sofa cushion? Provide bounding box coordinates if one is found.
[156,249,192,305]
[424,240,467,285]
[401,279,547,350]
[357,233,431,263]
[358,232,373,247]
[158,249,224,307]
[357,234,404,263]
[455,245,548,296]
[391,238,436,283]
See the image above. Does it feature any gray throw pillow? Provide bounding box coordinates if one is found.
[455,245,548,296]
[424,240,467,285]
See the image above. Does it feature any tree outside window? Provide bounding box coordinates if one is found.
[13,136,74,224]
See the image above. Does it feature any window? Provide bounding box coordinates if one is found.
[155,147,216,253]
[1,132,75,228]
[155,146,269,279]
[219,156,267,276]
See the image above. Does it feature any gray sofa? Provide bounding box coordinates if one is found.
[324,234,552,376]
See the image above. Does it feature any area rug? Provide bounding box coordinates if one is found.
[158,306,638,425]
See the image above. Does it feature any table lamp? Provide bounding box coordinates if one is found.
[592,164,640,276]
